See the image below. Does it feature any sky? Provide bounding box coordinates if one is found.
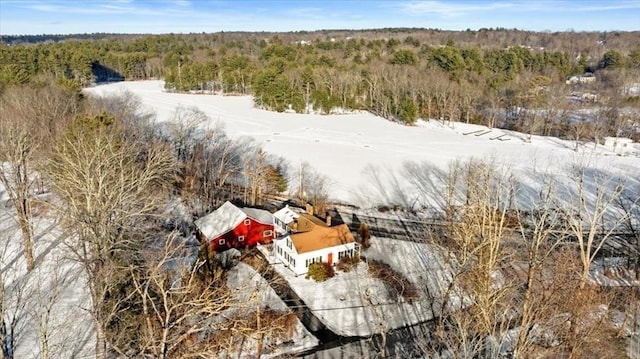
[0,0,638,35]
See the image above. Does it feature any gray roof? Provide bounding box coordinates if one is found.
[194,201,246,240]
[241,207,274,225]
[273,205,300,224]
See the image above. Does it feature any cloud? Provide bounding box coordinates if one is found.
[397,0,515,17]
[572,0,640,12]
[286,7,325,19]
[27,3,61,12]
[172,0,191,7]
[16,0,199,17]
[396,0,639,17]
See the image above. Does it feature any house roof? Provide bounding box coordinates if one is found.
[194,201,247,240]
[241,207,274,225]
[273,205,300,225]
[291,223,355,254]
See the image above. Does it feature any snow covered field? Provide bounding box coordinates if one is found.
[84,81,640,207]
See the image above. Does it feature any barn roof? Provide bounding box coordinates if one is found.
[241,207,274,225]
[194,201,247,240]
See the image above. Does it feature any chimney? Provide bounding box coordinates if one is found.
[326,215,332,226]
[305,203,313,215]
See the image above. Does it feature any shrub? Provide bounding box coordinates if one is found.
[336,254,360,273]
[367,259,419,302]
[306,262,335,282]
[358,223,371,248]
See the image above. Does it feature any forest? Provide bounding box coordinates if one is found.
[1,28,639,140]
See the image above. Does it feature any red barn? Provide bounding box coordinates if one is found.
[194,201,275,252]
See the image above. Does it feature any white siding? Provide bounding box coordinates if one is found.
[273,236,358,276]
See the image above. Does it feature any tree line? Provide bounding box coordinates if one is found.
[1,29,639,139]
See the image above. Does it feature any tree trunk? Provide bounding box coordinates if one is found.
[17,217,34,271]
[515,264,537,357]
[0,321,8,359]
[636,250,640,280]
[579,264,589,289]
[95,320,107,359]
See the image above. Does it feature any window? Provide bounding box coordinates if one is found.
[238,236,244,242]
[244,219,251,225]
[263,230,273,237]
[306,256,322,267]
[286,238,293,250]
[338,249,355,260]
[218,238,226,245]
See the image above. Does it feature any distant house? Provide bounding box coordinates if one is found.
[194,201,275,252]
[273,209,358,276]
[566,72,596,85]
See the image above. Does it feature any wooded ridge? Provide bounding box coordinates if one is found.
[1,29,638,140]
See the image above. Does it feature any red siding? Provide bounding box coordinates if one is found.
[208,217,274,252]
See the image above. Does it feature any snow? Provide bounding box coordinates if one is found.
[0,203,94,358]
[84,80,640,208]
[223,262,319,357]
[589,257,640,287]
[194,200,247,239]
[268,236,464,337]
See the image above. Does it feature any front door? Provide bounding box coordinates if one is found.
[327,252,333,265]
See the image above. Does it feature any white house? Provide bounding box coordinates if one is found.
[566,72,596,85]
[273,213,359,276]
[273,205,300,236]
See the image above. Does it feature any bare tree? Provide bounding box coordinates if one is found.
[206,131,243,208]
[166,106,208,165]
[293,162,331,215]
[0,85,76,271]
[130,234,239,358]
[563,163,626,287]
[428,159,517,358]
[45,113,176,359]
[614,179,640,279]
[0,236,29,359]
[513,179,567,357]
[0,115,36,272]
